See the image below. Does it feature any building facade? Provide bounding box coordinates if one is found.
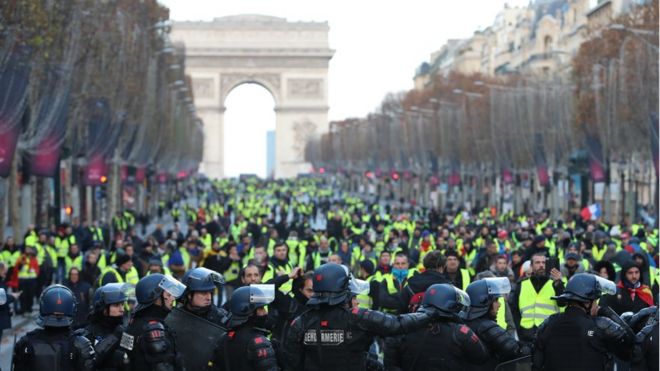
[414,0,648,89]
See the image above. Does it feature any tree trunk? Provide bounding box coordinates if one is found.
[8,152,21,238]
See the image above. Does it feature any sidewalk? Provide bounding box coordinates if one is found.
[0,306,39,371]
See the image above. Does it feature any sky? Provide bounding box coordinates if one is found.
[159,0,530,177]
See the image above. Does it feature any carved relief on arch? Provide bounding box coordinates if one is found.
[219,73,281,105]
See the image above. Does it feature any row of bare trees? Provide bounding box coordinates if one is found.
[0,0,202,234]
[306,3,658,218]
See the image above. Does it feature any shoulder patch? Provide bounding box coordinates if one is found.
[459,325,470,335]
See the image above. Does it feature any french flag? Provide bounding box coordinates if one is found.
[580,203,602,221]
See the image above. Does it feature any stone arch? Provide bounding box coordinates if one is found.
[220,73,281,109]
[171,15,333,178]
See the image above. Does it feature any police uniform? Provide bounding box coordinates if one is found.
[465,277,530,370]
[285,262,432,371]
[286,305,431,371]
[466,316,529,370]
[532,273,635,370]
[123,274,186,371]
[13,327,96,371]
[12,285,95,371]
[78,319,129,370]
[210,324,278,371]
[533,306,633,370]
[385,283,489,371]
[123,303,182,370]
[385,319,489,371]
[208,285,279,371]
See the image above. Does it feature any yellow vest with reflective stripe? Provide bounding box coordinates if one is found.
[383,270,418,295]
[592,244,607,262]
[201,234,212,250]
[262,262,293,294]
[459,268,471,291]
[356,276,374,309]
[224,260,241,282]
[125,266,139,285]
[496,296,507,330]
[519,279,560,329]
[98,267,123,286]
[65,255,83,277]
[17,259,38,279]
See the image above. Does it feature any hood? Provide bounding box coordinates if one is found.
[406,270,450,293]
[631,252,649,269]
[611,250,633,267]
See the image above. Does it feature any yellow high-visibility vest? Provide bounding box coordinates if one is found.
[496,296,507,330]
[519,279,560,329]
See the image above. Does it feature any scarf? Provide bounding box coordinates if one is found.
[617,281,654,306]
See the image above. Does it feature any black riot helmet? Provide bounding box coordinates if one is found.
[307,263,350,306]
[466,277,511,320]
[180,267,224,303]
[37,284,77,328]
[135,273,187,312]
[93,283,129,316]
[228,284,274,327]
[553,273,616,303]
[421,283,471,320]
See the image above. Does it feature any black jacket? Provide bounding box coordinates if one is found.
[208,323,279,371]
[79,316,128,371]
[466,316,530,371]
[400,270,450,313]
[599,285,652,315]
[13,327,96,371]
[285,304,432,371]
[532,306,633,371]
[385,319,490,371]
[125,305,183,371]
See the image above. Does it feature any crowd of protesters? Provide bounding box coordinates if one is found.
[1,176,658,370]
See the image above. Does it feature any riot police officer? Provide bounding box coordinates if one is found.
[385,283,489,370]
[465,277,531,370]
[12,284,96,371]
[533,273,635,370]
[165,267,229,370]
[632,307,658,371]
[77,283,130,370]
[207,284,279,371]
[122,273,186,371]
[285,263,435,371]
[178,267,229,326]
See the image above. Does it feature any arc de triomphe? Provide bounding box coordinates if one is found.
[171,15,334,179]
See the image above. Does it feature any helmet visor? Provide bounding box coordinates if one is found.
[349,278,370,295]
[455,287,471,319]
[485,277,511,297]
[250,284,275,304]
[102,283,130,304]
[192,267,225,286]
[159,276,187,299]
[595,275,616,296]
[0,288,6,306]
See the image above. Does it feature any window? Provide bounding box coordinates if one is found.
[544,35,553,53]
